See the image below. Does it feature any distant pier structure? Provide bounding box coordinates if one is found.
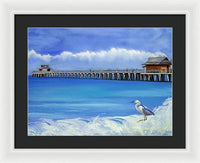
[32,57,172,82]
[39,65,51,72]
[142,57,172,73]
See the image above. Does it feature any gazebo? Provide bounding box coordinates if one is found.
[142,57,172,73]
[39,65,51,72]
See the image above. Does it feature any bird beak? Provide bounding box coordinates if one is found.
[131,101,135,103]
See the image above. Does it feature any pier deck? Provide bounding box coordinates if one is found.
[32,69,172,82]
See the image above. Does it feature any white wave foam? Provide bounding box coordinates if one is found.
[28,98,172,136]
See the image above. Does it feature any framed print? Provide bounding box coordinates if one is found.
[15,14,185,148]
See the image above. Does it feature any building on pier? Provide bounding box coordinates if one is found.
[142,57,172,73]
[39,65,51,72]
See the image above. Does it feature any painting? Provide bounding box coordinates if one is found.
[27,27,173,136]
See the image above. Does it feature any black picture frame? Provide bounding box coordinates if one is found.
[15,14,185,148]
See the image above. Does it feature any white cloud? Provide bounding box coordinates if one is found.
[28,50,52,62]
[28,48,166,74]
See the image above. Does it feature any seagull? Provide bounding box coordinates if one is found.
[131,100,155,123]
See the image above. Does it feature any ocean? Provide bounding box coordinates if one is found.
[28,76,172,136]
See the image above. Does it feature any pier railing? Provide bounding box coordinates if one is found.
[32,69,146,73]
[146,69,172,73]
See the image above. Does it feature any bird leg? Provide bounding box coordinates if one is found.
[144,115,147,121]
[136,115,147,123]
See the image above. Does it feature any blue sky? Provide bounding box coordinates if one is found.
[28,28,172,73]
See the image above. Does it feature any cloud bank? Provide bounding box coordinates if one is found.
[28,48,166,74]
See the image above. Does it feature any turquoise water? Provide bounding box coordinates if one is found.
[28,76,172,136]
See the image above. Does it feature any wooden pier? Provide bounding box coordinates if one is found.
[31,69,172,82]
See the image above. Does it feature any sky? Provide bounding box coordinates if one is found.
[28,28,172,74]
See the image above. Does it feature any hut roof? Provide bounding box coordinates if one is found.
[39,65,51,69]
[41,65,49,68]
[142,57,171,66]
